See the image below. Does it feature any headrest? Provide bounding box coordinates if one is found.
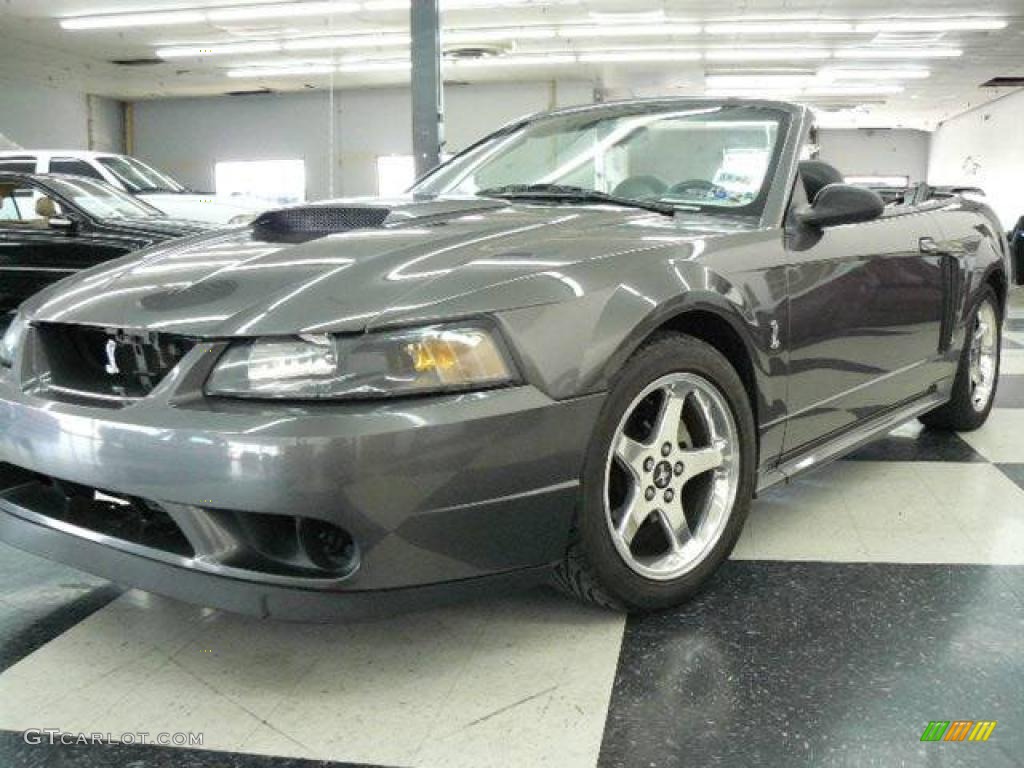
[35,196,58,219]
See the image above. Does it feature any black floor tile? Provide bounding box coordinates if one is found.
[0,730,385,768]
[600,561,1024,768]
[996,464,1024,493]
[0,543,122,673]
[844,421,983,462]
[995,374,1024,408]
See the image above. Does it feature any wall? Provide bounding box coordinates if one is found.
[929,90,1024,229]
[0,80,124,152]
[87,95,125,154]
[131,80,594,199]
[817,128,931,185]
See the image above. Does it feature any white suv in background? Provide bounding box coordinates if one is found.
[0,150,263,225]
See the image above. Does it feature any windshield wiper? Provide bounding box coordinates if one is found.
[478,184,680,216]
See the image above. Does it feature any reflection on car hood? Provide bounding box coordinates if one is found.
[139,193,262,212]
[26,196,752,336]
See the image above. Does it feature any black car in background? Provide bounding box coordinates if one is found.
[0,172,211,315]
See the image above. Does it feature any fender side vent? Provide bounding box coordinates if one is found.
[253,206,391,243]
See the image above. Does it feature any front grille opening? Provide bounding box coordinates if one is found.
[35,324,195,402]
[0,463,359,581]
[1,470,194,558]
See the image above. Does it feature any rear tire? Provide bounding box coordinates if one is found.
[556,333,756,612]
[920,286,1001,432]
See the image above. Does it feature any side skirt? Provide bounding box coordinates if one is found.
[756,388,950,494]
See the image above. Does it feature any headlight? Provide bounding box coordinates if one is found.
[0,313,27,369]
[205,324,517,400]
[229,214,256,226]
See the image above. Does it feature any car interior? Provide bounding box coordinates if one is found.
[0,183,61,228]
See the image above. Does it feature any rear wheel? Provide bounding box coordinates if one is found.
[920,287,1001,432]
[556,334,756,612]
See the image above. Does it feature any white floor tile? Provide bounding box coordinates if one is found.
[1000,351,1024,375]
[959,409,1024,462]
[736,461,1024,565]
[0,589,625,768]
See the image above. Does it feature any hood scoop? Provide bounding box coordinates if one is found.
[253,206,391,243]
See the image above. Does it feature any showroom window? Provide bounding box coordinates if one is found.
[846,175,910,187]
[214,159,306,206]
[376,155,417,197]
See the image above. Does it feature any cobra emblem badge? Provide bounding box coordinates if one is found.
[104,339,120,375]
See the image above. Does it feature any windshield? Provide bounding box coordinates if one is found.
[46,176,163,220]
[98,155,186,194]
[414,104,788,216]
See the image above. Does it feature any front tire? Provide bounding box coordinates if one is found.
[556,333,756,612]
[920,286,1001,432]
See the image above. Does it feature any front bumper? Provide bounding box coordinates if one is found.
[0,371,603,619]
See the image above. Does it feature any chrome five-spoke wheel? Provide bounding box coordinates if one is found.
[969,298,998,413]
[604,372,740,581]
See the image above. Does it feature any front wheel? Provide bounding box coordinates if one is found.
[920,286,1001,432]
[556,334,756,612]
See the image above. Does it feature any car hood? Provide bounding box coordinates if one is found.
[27,197,747,336]
[138,193,264,224]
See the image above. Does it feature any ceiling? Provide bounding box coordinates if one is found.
[1,0,1022,129]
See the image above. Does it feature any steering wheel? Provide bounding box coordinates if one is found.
[668,179,729,200]
[612,175,667,200]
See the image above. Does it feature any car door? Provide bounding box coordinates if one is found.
[0,180,128,312]
[780,198,949,455]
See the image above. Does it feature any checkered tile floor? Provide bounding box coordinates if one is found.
[2,297,1023,767]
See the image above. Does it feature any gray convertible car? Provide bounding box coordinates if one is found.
[0,100,1010,619]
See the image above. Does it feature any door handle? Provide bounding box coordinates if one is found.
[919,237,941,254]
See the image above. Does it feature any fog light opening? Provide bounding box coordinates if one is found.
[298,518,358,575]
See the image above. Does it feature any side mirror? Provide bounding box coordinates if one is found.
[48,217,77,234]
[796,183,885,229]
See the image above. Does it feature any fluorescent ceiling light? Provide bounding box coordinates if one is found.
[579,51,702,63]
[61,10,205,29]
[447,54,576,67]
[338,59,411,72]
[363,0,540,7]
[706,75,819,89]
[834,48,962,59]
[819,67,930,80]
[282,33,411,51]
[855,18,1007,33]
[706,84,903,98]
[588,10,667,24]
[705,21,854,35]
[558,24,702,38]
[62,0,549,30]
[805,84,904,95]
[706,49,831,61]
[157,41,283,58]
[208,2,360,22]
[443,27,557,44]
[227,65,337,78]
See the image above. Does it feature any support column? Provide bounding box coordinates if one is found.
[410,0,444,178]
